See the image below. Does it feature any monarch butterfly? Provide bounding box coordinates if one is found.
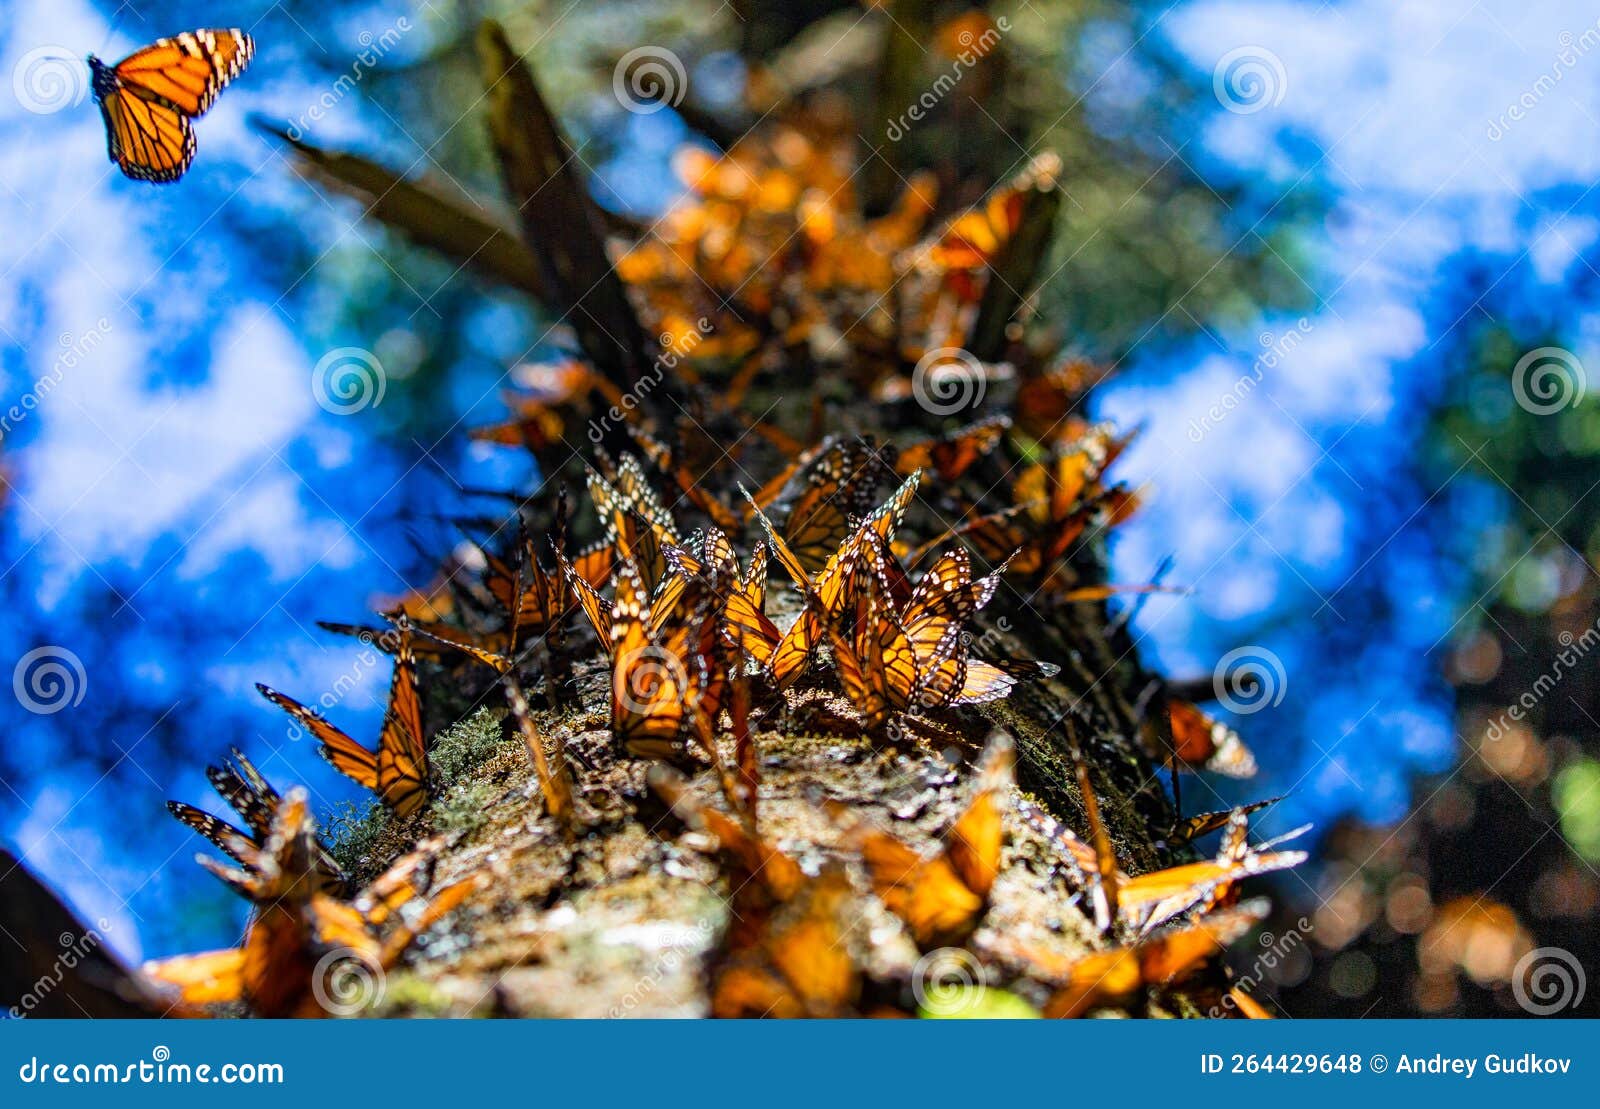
[1167,698,1259,779]
[587,456,679,595]
[89,29,254,183]
[747,471,922,691]
[1166,796,1282,846]
[778,437,888,575]
[651,764,806,951]
[1039,899,1270,1018]
[846,737,1013,949]
[607,558,694,758]
[167,747,347,894]
[145,790,479,1017]
[1020,790,1304,938]
[256,620,431,817]
[893,415,1009,483]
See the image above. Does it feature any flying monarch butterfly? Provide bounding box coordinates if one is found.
[89,29,254,183]
[256,620,431,817]
[1166,796,1282,846]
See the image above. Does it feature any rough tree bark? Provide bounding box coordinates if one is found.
[282,19,1214,1018]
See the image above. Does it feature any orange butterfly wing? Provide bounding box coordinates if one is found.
[99,91,194,183]
[375,627,430,816]
[114,30,254,117]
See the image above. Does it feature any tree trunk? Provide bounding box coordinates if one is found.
[4,14,1283,1023]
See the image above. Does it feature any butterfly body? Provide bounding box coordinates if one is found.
[89,29,253,183]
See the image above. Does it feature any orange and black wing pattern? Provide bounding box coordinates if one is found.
[608,558,691,758]
[1167,699,1258,778]
[257,622,430,817]
[894,416,1008,483]
[851,738,1013,948]
[92,30,253,183]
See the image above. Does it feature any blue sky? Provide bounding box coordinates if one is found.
[2,0,1598,960]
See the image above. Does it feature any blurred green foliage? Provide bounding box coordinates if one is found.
[266,0,1314,447]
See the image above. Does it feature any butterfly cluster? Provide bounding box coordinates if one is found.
[87,27,1307,1016]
